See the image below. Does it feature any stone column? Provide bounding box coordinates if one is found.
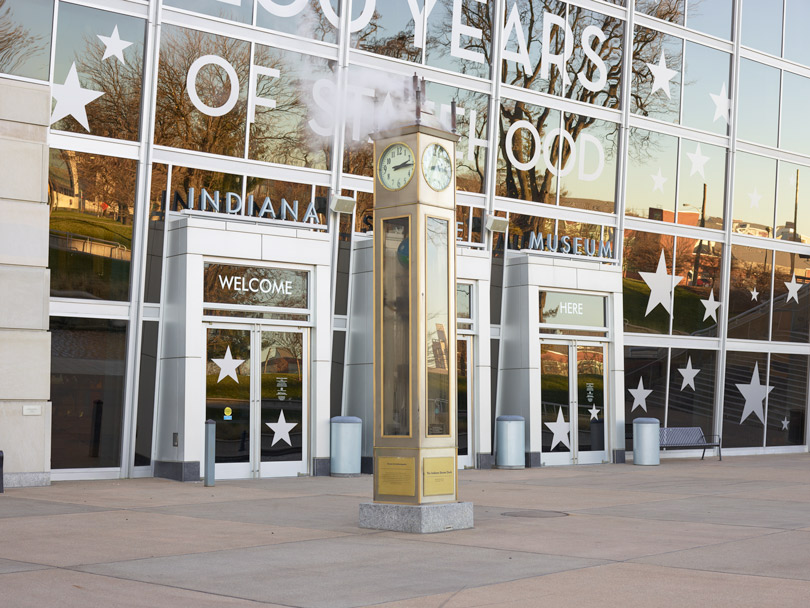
[0,77,52,487]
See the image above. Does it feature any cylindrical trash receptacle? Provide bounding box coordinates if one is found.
[331,416,362,476]
[495,415,525,469]
[633,418,660,465]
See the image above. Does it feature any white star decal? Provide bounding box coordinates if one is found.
[589,406,600,421]
[678,357,700,391]
[639,250,682,316]
[628,377,653,412]
[98,25,133,65]
[651,168,667,193]
[709,82,731,125]
[750,287,759,301]
[646,51,678,99]
[701,288,721,322]
[748,188,762,209]
[50,62,105,132]
[736,362,773,425]
[266,410,297,447]
[781,417,790,431]
[784,274,802,303]
[544,407,571,450]
[687,143,710,179]
[212,346,244,384]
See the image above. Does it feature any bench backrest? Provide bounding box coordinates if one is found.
[660,427,705,445]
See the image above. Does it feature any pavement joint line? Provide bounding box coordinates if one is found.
[622,558,810,584]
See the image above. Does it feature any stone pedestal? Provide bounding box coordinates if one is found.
[359,501,474,534]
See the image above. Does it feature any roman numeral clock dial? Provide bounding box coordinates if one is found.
[378,142,415,191]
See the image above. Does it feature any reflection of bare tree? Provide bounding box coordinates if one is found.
[0,0,48,75]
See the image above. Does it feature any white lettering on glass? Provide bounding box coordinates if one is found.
[186,55,240,117]
[219,274,293,295]
[451,0,486,65]
[249,65,280,123]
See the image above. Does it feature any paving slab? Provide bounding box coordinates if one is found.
[0,558,50,574]
[0,496,109,518]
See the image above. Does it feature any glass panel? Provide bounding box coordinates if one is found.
[541,344,570,453]
[741,0,783,56]
[382,217,410,436]
[577,345,604,452]
[626,128,679,221]
[171,166,243,215]
[631,27,682,124]
[425,0,490,78]
[0,0,53,80]
[52,2,145,139]
[145,163,168,304]
[204,264,309,309]
[766,353,807,447]
[457,283,471,320]
[737,59,780,147]
[256,0,338,43]
[559,114,617,213]
[456,205,471,242]
[723,351,768,448]
[682,42,730,136]
[48,149,137,301]
[135,321,158,466]
[677,139,726,229]
[155,25,249,157]
[334,212,352,316]
[248,46,334,170]
[352,1,421,63]
[163,0,253,23]
[457,339,469,456]
[244,178,328,226]
[50,317,127,469]
[733,152,776,238]
[427,217,450,436]
[624,346,667,449]
[776,162,810,246]
[355,192,373,233]
[260,331,304,462]
[539,292,606,328]
[673,238,722,337]
[206,328,251,463]
[507,213,555,251]
[772,251,810,342]
[780,73,810,156]
[622,230,676,334]
[667,348,715,436]
[784,0,810,67]
[635,0,684,25]
[728,245,772,340]
[330,331,345,419]
[685,0,732,40]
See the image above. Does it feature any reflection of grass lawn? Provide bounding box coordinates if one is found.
[50,210,132,248]
[624,278,714,334]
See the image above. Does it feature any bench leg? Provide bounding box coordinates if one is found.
[718,446,722,461]
[701,448,706,460]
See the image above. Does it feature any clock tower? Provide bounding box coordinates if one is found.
[358,94,474,533]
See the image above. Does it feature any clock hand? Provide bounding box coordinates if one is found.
[393,161,413,170]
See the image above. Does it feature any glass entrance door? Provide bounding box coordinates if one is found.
[540,341,607,465]
[206,325,307,479]
[457,337,473,469]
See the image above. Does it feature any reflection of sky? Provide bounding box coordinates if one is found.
[737,59,779,147]
[2,0,53,80]
[53,2,144,82]
[678,139,726,223]
[780,73,810,156]
[685,0,732,40]
[733,152,775,230]
[682,42,730,135]
[352,0,418,56]
[426,0,489,78]
[785,0,810,66]
[741,0,783,56]
[164,0,252,24]
[631,29,682,124]
[559,116,617,205]
[626,128,678,218]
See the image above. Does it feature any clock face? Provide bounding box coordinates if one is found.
[422,143,452,191]
[378,142,415,191]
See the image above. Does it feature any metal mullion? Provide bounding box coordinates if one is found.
[243,41,256,164]
[484,0,505,222]
[252,326,261,477]
[48,0,59,84]
[570,343,578,463]
[763,351,771,448]
[663,347,670,428]
[614,0,635,273]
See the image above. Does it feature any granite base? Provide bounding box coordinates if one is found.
[359,501,474,534]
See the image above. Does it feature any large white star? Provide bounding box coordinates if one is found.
[98,25,133,65]
[628,377,653,412]
[212,346,244,384]
[678,357,700,391]
[701,288,721,322]
[50,62,105,132]
[750,287,759,301]
[687,143,710,179]
[735,362,773,425]
[266,410,297,447]
[748,188,762,209]
[646,51,678,99]
[784,274,802,303]
[651,168,667,193]
[544,407,571,450]
[639,249,682,316]
[709,82,731,125]
[589,406,601,421]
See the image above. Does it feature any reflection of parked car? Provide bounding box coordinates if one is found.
[735,223,770,238]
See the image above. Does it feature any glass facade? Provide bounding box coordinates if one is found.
[2,0,808,475]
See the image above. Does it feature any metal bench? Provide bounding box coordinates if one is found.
[659,427,722,461]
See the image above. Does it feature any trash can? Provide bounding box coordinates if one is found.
[330,416,362,476]
[633,418,660,466]
[495,415,525,469]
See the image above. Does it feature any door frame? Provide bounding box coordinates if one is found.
[457,335,474,469]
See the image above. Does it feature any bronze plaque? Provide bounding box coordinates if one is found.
[377,457,415,496]
[423,457,455,496]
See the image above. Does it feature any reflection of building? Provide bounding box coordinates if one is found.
[3,1,810,489]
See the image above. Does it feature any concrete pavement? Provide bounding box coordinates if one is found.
[2,454,810,607]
